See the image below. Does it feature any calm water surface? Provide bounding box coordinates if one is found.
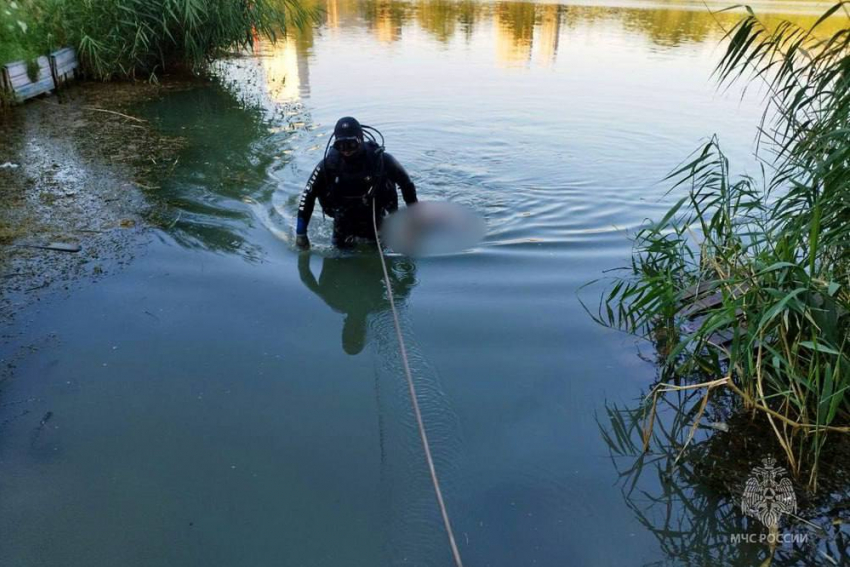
[1,0,843,565]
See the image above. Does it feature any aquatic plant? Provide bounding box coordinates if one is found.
[41,0,314,80]
[596,2,850,487]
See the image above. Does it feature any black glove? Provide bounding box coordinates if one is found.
[295,234,310,249]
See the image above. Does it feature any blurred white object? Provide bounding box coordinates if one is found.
[382,201,484,256]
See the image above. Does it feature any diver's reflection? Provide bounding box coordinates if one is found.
[298,251,417,355]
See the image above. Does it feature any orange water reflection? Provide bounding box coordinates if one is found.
[258,0,845,101]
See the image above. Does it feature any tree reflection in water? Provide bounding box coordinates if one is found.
[310,0,847,58]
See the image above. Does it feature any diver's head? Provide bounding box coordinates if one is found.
[333,116,364,159]
[342,313,367,355]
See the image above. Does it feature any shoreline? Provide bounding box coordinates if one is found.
[0,79,193,338]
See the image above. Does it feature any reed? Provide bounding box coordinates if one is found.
[57,0,316,80]
[0,0,314,81]
[596,2,850,488]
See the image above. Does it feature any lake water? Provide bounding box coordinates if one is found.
[1,0,844,565]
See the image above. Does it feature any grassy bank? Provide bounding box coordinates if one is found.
[0,0,313,81]
[597,2,850,488]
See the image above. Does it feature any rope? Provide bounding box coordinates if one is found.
[371,199,465,567]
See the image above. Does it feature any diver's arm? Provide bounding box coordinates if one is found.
[298,252,320,293]
[296,162,327,236]
[383,152,418,205]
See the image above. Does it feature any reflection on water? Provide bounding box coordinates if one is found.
[599,393,850,565]
[140,86,279,258]
[257,0,844,100]
[494,2,537,63]
[4,0,850,565]
[297,249,463,566]
[136,0,848,265]
[260,35,313,102]
[534,4,562,65]
[146,0,846,255]
[368,0,404,42]
[298,251,417,355]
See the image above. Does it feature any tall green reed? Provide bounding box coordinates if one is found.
[41,0,315,80]
[597,3,850,488]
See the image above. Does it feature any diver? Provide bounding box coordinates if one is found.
[298,251,417,355]
[295,117,418,249]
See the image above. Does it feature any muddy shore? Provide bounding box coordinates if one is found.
[0,81,192,339]
[0,79,196,386]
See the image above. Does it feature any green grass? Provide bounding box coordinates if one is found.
[594,2,850,488]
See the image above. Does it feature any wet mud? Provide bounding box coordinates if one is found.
[0,80,190,340]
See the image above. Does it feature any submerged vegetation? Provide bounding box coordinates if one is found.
[0,0,313,80]
[598,2,850,487]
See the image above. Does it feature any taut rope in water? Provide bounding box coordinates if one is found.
[371,199,465,567]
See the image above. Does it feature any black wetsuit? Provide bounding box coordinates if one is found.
[296,141,417,246]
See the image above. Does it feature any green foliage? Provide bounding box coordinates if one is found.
[42,0,314,80]
[598,3,850,486]
[0,0,314,81]
[0,0,53,66]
